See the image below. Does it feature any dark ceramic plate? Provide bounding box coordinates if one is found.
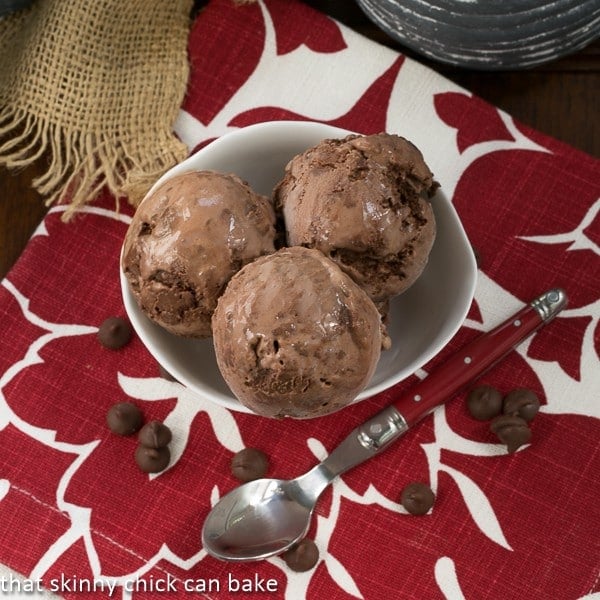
[356,0,600,69]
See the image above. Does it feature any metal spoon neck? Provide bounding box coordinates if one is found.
[294,464,335,506]
[296,405,409,505]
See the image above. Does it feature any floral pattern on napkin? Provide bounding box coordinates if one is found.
[1,1,599,598]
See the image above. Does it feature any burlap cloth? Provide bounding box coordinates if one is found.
[0,0,193,219]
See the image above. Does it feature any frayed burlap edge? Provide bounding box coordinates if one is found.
[0,1,192,221]
[0,104,190,220]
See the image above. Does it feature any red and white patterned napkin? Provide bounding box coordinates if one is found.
[1,1,599,598]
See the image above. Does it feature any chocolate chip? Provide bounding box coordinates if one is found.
[97,317,132,349]
[106,402,143,436]
[503,388,540,422]
[282,538,319,572]
[400,482,435,516]
[490,414,532,453]
[466,385,503,421]
[135,445,170,473]
[138,421,172,449]
[230,448,269,482]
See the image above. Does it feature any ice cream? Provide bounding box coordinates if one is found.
[273,133,438,303]
[122,170,277,337]
[211,246,383,418]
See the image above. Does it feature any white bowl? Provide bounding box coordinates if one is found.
[120,121,477,414]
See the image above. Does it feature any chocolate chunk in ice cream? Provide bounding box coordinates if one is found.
[466,385,503,421]
[273,133,437,304]
[230,448,269,482]
[212,246,383,418]
[282,538,319,572]
[503,388,540,422]
[138,421,172,449]
[400,482,435,515]
[122,170,277,338]
[97,317,133,349]
[106,402,143,436]
[135,445,171,473]
[490,414,532,453]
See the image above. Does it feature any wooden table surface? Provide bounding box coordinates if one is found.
[1,0,598,280]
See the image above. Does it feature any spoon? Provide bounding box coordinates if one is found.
[202,288,567,562]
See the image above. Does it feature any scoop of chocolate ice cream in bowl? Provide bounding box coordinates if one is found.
[120,121,476,419]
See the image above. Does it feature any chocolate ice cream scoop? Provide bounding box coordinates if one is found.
[212,246,383,419]
[273,133,437,303]
[122,170,276,338]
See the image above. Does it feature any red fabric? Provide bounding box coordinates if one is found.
[1,1,599,598]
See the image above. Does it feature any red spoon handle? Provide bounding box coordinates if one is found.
[395,289,567,427]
